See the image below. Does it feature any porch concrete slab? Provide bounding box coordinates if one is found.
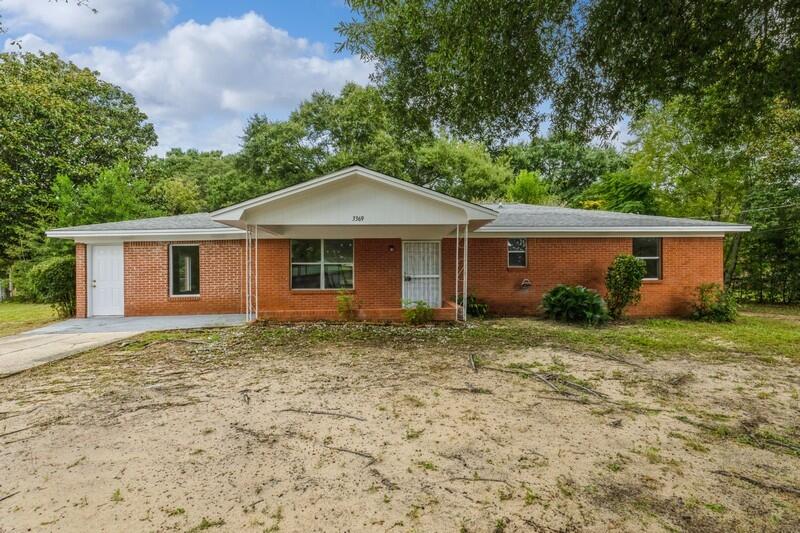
[0,314,246,377]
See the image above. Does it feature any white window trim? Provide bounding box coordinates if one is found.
[169,243,200,297]
[633,238,662,280]
[507,238,527,268]
[291,239,355,290]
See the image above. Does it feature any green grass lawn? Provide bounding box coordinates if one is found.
[0,302,59,337]
[244,303,800,363]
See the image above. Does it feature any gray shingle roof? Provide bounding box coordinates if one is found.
[479,203,745,229]
[48,203,748,235]
[49,213,233,232]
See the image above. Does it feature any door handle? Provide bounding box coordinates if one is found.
[92,280,97,288]
[404,276,412,282]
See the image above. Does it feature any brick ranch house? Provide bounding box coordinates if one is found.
[47,166,750,321]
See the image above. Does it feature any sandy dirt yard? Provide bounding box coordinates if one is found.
[1,319,799,532]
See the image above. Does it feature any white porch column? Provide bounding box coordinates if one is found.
[462,224,468,321]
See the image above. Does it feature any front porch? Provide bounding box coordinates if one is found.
[211,166,498,322]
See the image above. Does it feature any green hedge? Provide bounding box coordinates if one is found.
[28,255,76,317]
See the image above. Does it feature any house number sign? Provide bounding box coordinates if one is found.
[352,216,365,222]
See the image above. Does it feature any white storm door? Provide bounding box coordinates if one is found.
[91,244,124,316]
[402,241,441,308]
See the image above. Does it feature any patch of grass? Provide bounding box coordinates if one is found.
[165,507,185,517]
[187,517,225,532]
[417,460,438,471]
[0,302,58,337]
[704,502,727,514]
[405,427,424,440]
[111,489,123,502]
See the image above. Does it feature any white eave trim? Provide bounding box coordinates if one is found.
[46,227,245,239]
[475,225,751,234]
[211,165,498,220]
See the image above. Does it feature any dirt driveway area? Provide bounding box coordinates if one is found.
[1,319,799,532]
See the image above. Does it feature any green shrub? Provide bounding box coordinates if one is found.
[28,255,76,318]
[605,254,647,319]
[456,294,488,318]
[8,260,38,301]
[403,300,434,325]
[541,284,609,326]
[691,283,737,322]
[336,290,358,320]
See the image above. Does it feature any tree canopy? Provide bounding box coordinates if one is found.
[0,52,156,267]
[339,0,800,141]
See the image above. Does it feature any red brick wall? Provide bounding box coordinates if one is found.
[124,240,245,316]
[442,236,724,317]
[73,236,722,320]
[256,239,458,321]
[75,243,87,318]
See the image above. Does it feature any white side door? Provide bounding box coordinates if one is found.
[402,241,441,308]
[91,244,124,316]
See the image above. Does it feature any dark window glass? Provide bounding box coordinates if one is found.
[633,238,661,279]
[171,245,200,295]
[507,238,527,267]
[324,240,353,263]
[291,264,322,289]
[291,239,354,289]
[291,240,321,263]
[324,264,354,289]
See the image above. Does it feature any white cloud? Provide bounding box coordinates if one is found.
[3,33,63,54]
[2,0,177,40]
[69,12,372,153]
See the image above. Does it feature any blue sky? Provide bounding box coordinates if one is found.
[2,0,370,154]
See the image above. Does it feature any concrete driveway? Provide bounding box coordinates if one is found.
[0,314,246,377]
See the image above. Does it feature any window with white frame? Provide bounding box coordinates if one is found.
[291,239,354,289]
[170,244,200,296]
[507,238,527,267]
[633,237,662,280]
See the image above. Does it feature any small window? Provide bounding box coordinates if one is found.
[291,239,354,289]
[170,245,200,296]
[507,238,527,267]
[633,237,661,280]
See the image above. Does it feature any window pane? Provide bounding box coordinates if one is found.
[291,264,321,288]
[643,258,660,279]
[633,237,659,258]
[171,246,199,295]
[324,240,353,263]
[508,252,526,267]
[507,238,526,252]
[324,264,353,289]
[291,240,321,263]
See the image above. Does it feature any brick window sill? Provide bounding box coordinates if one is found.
[168,295,201,301]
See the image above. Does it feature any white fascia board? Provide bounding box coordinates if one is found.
[211,166,498,221]
[46,228,245,240]
[474,225,750,235]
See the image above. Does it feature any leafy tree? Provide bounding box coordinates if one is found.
[507,170,559,205]
[292,83,432,179]
[236,116,324,193]
[414,137,513,201]
[502,137,628,200]
[578,170,657,214]
[143,149,244,212]
[339,0,800,140]
[605,254,647,319]
[0,52,156,267]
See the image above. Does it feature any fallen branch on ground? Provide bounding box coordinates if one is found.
[468,354,477,372]
[480,365,565,395]
[277,408,366,421]
[0,424,37,439]
[447,476,512,486]
[0,491,19,504]
[324,445,376,466]
[713,470,800,496]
